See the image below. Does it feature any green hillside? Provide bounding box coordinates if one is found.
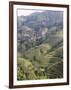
[17,10,63,80]
[17,39,63,80]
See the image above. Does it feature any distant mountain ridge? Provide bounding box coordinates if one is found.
[17,10,63,53]
[17,10,63,29]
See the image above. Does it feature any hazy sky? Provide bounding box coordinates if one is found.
[17,9,43,16]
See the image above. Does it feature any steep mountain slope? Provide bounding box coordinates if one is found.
[17,10,63,80]
[17,10,63,29]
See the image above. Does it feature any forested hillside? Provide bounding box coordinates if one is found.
[17,10,63,80]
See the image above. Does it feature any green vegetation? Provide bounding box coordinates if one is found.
[17,40,63,80]
[17,10,63,80]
